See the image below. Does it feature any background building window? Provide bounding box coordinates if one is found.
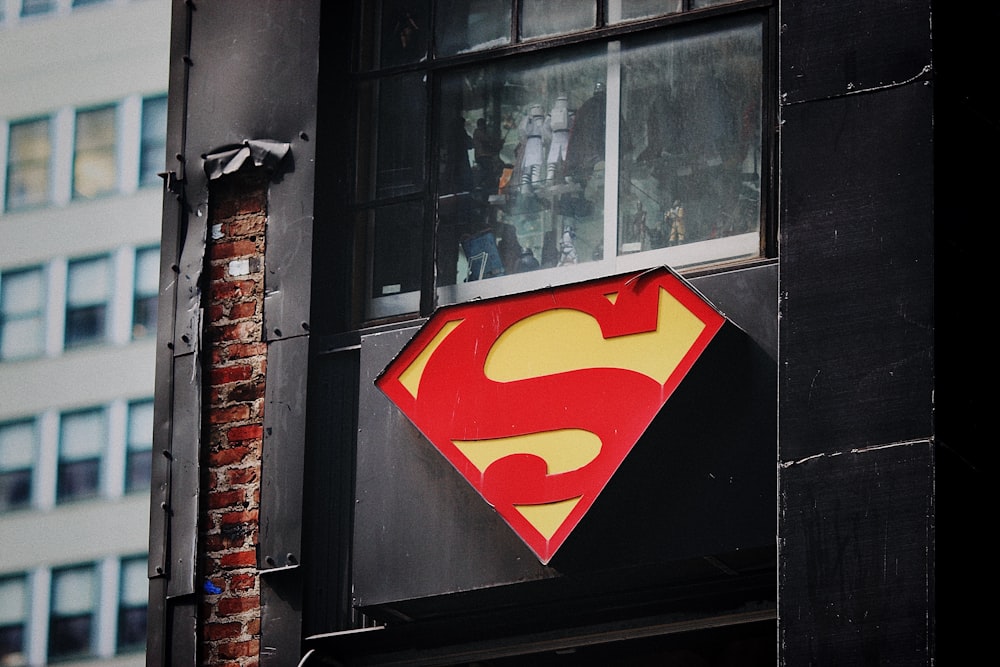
[20,0,56,18]
[139,96,168,187]
[57,408,105,503]
[116,556,148,653]
[0,420,35,513]
[65,256,111,348]
[5,118,51,211]
[0,267,46,360]
[125,400,153,493]
[0,575,28,666]
[132,246,159,339]
[48,565,97,661]
[72,105,117,200]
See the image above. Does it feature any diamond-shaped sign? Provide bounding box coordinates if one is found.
[375,267,725,564]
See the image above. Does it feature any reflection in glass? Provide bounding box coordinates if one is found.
[436,0,512,55]
[520,0,596,41]
[617,22,761,255]
[0,268,46,360]
[73,106,117,200]
[435,45,608,293]
[5,119,51,211]
[608,0,683,24]
[368,202,424,312]
[379,0,430,68]
[374,74,427,200]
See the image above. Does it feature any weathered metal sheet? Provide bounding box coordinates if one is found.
[779,83,934,460]
[260,335,309,571]
[779,441,933,663]
[166,350,201,599]
[780,0,932,105]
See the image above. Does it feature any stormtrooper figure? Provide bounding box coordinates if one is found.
[519,103,548,190]
[557,225,578,266]
[545,94,572,182]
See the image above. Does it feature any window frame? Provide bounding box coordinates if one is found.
[4,116,52,212]
[0,265,47,361]
[47,564,98,661]
[56,407,106,504]
[71,104,118,201]
[350,0,776,326]
[64,254,112,349]
[0,574,28,666]
[0,419,36,513]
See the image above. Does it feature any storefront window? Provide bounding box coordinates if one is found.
[357,2,767,321]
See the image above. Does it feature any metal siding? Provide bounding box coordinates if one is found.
[780,0,932,105]
[260,335,310,570]
[778,442,933,663]
[778,83,934,459]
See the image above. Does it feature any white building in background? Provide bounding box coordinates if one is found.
[0,1,168,665]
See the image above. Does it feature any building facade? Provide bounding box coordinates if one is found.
[147,0,985,665]
[0,1,169,665]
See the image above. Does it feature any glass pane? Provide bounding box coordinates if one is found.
[0,421,35,470]
[617,20,761,259]
[608,0,683,24]
[374,74,427,200]
[20,0,55,17]
[693,0,740,7]
[73,106,117,199]
[67,257,111,306]
[60,410,104,460]
[1,269,44,316]
[378,0,430,68]
[520,0,596,41]
[52,567,96,615]
[368,202,424,317]
[435,44,608,299]
[134,248,161,297]
[48,615,92,659]
[120,558,148,606]
[140,96,168,186]
[128,401,154,452]
[0,577,27,625]
[5,119,50,210]
[436,0,512,56]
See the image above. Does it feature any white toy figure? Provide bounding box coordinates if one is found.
[519,103,547,190]
[557,225,578,266]
[545,94,571,182]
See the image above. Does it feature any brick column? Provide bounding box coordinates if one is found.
[200,169,269,665]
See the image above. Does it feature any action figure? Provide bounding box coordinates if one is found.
[545,94,572,182]
[518,103,548,191]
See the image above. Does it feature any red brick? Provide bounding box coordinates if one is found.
[227,425,263,443]
[216,594,260,616]
[228,301,258,320]
[208,405,251,425]
[208,489,245,510]
[203,621,242,641]
[208,445,250,467]
[219,550,257,569]
[210,239,258,261]
[225,467,258,486]
[210,364,253,386]
[217,638,260,660]
[221,509,259,526]
[229,572,257,593]
[224,342,267,360]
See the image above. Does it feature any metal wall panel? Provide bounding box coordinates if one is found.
[778,83,934,459]
[780,0,932,105]
[779,442,933,663]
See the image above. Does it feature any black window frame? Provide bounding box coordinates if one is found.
[0,418,36,513]
[348,0,777,328]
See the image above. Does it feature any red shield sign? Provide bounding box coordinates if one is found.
[376,268,725,563]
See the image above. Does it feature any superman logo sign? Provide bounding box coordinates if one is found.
[375,267,725,564]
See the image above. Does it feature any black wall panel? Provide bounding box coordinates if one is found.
[779,82,934,459]
[779,442,933,664]
[780,0,932,105]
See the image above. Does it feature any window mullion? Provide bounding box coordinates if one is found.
[602,40,621,266]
